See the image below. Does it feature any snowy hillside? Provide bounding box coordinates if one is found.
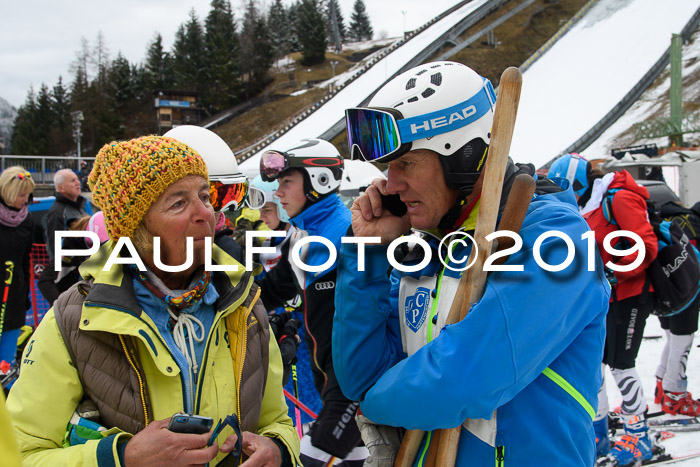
[583,27,700,158]
[510,0,699,168]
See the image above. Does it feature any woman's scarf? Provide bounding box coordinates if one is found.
[0,201,28,228]
[130,265,211,312]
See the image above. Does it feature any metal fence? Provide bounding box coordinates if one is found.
[1,155,96,184]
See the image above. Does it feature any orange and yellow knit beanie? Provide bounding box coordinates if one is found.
[88,135,208,240]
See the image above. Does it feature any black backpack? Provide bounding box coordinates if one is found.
[603,189,700,317]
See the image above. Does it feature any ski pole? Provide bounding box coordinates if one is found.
[283,388,318,420]
[0,261,15,343]
[292,363,303,438]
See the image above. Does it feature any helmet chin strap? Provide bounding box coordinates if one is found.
[435,139,487,230]
[438,185,474,231]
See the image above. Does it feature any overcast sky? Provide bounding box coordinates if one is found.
[0,0,461,108]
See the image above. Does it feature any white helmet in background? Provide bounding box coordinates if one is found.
[259,138,344,203]
[247,175,290,223]
[348,61,496,194]
[164,125,249,212]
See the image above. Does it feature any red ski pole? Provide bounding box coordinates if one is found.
[283,388,318,420]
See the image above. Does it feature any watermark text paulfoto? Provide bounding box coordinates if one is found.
[53,229,646,274]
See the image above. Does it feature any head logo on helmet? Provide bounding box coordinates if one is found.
[346,61,496,195]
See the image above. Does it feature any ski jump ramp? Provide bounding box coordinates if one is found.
[510,0,699,168]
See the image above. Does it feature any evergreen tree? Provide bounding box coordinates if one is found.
[68,59,90,157]
[268,0,292,62]
[172,9,206,91]
[240,0,273,97]
[105,53,133,140]
[349,0,373,42]
[203,0,241,113]
[52,77,70,134]
[144,33,174,93]
[128,62,158,135]
[325,0,346,49]
[11,88,42,155]
[34,84,54,155]
[287,2,302,52]
[50,77,73,156]
[297,0,327,66]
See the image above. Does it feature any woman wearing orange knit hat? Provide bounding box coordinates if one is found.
[6,135,299,466]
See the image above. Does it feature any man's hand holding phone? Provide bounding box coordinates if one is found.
[351,178,411,244]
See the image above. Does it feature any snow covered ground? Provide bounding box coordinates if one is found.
[606,317,700,464]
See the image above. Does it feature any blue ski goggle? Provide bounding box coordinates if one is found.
[345,78,496,163]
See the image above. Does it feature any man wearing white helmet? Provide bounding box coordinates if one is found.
[164,125,249,262]
[258,139,368,466]
[332,61,609,465]
[548,152,594,209]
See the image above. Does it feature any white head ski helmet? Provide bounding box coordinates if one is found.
[365,61,496,193]
[164,125,249,211]
[260,138,344,203]
[247,175,290,223]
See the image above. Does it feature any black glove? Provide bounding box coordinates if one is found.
[269,311,293,341]
[278,318,301,365]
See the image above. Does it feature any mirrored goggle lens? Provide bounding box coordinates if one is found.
[210,178,249,212]
[246,186,266,209]
[260,151,287,181]
[346,108,401,162]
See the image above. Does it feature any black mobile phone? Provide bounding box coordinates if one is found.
[380,193,408,217]
[168,413,214,434]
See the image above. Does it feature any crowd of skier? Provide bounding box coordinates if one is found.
[0,60,699,466]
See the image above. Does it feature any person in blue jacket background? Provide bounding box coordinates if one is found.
[257,138,368,466]
[333,61,610,466]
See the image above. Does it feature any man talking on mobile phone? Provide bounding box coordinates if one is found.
[332,61,610,466]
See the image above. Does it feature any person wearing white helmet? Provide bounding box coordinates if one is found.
[332,61,609,465]
[247,175,291,273]
[247,176,303,388]
[258,139,368,466]
[548,152,594,208]
[164,125,249,262]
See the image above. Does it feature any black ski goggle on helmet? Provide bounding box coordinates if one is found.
[259,150,343,181]
[345,78,496,163]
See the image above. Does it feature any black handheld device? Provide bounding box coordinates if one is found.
[380,193,408,217]
[168,413,214,434]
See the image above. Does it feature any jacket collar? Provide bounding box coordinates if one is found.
[54,192,86,209]
[290,194,344,233]
[80,241,255,317]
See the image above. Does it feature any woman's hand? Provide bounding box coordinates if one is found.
[221,431,283,467]
[123,418,218,467]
